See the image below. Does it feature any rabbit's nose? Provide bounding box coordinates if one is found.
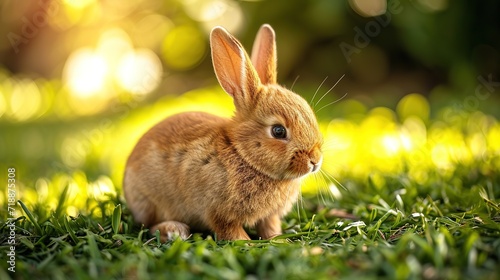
[311,162,320,172]
[310,155,323,173]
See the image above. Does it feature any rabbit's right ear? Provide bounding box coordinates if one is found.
[251,24,277,85]
[210,27,261,112]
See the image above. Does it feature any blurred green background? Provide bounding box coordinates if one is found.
[0,0,499,214]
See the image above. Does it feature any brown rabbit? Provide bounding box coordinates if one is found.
[123,24,323,241]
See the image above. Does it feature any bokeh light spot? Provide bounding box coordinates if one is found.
[116,49,163,96]
[63,48,108,98]
[417,0,448,12]
[402,117,427,146]
[397,93,430,123]
[66,206,79,217]
[97,28,134,70]
[35,178,50,202]
[59,0,101,27]
[399,133,413,151]
[89,176,115,200]
[431,144,452,170]
[183,0,244,33]
[63,0,96,9]
[184,0,228,21]
[9,79,42,121]
[0,87,6,118]
[382,134,401,155]
[337,99,367,121]
[488,124,500,152]
[133,14,173,48]
[349,0,387,17]
[468,133,487,159]
[162,25,207,70]
[370,107,397,122]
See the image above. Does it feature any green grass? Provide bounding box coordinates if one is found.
[1,170,499,279]
[1,92,500,279]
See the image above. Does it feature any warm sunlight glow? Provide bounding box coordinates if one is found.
[183,0,229,21]
[382,134,401,155]
[5,84,499,206]
[431,144,453,170]
[9,79,42,121]
[0,88,5,119]
[64,48,108,98]
[35,178,50,202]
[63,0,96,9]
[329,183,343,200]
[487,124,500,152]
[89,176,116,200]
[97,29,134,69]
[400,133,413,151]
[182,0,244,32]
[66,206,79,217]
[116,49,163,96]
[61,28,163,115]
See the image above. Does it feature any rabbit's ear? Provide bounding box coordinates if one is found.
[251,24,277,85]
[211,26,261,111]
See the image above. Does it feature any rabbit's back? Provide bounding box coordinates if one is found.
[124,112,230,229]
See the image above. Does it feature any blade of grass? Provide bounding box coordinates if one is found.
[19,236,35,249]
[49,214,65,234]
[155,229,161,245]
[112,204,122,234]
[86,232,102,261]
[54,184,69,218]
[18,200,43,235]
[63,215,79,244]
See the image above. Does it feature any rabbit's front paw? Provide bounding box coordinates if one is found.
[151,221,190,242]
[256,214,282,239]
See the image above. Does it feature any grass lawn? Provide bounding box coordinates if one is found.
[1,91,500,279]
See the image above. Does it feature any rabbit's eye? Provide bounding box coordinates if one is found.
[271,125,287,139]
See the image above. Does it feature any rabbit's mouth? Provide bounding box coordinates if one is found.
[310,155,323,173]
[284,150,323,179]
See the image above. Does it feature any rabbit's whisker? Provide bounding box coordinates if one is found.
[320,140,341,152]
[316,92,348,113]
[314,74,345,108]
[312,171,331,206]
[295,188,304,228]
[290,75,300,91]
[310,76,328,107]
[283,179,302,225]
[320,168,347,191]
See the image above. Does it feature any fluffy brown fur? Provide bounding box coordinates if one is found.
[123,24,323,241]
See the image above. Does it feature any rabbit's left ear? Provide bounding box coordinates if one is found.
[211,26,261,111]
[251,24,277,85]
